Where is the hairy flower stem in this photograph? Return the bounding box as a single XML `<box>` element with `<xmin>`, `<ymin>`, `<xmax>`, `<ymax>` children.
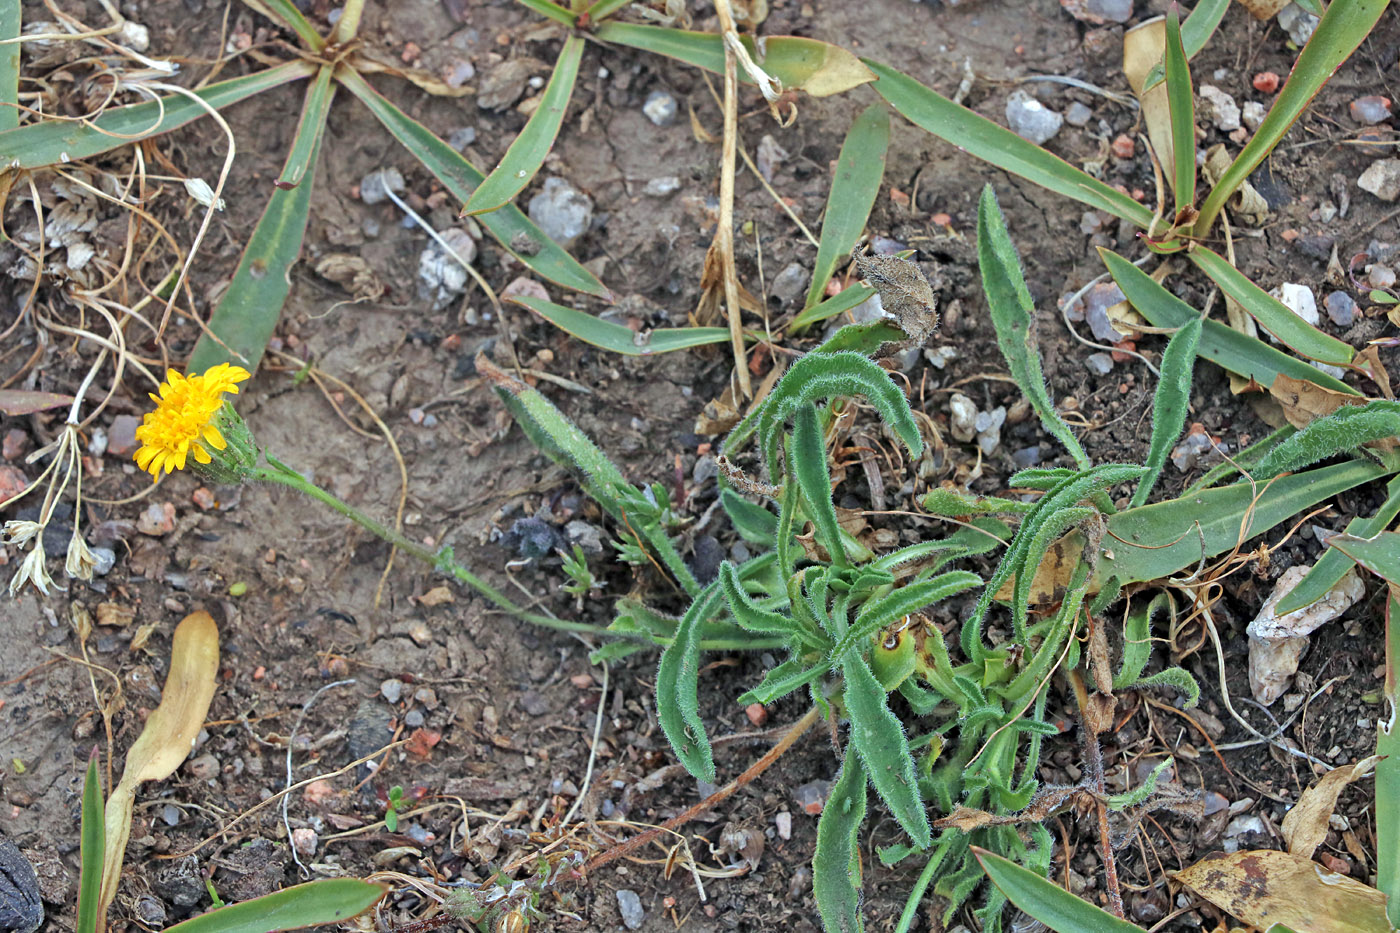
<box><xmin>251</xmin><ymin>459</ymin><xmax>608</xmax><ymax>636</ymax></box>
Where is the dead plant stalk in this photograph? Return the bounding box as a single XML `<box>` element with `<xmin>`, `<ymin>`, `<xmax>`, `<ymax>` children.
<box><xmin>712</xmin><ymin>0</ymin><xmax>751</xmax><ymax>399</ymax></box>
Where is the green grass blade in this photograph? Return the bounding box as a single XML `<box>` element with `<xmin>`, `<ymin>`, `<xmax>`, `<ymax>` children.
<box><xmin>1195</xmin><ymin>0</ymin><xmax>1388</xmax><ymax>233</ymax></box>
<box><xmin>0</xmin><ymin>0</ymin><xmax>19</xmax><ymax>134</ymax></box>
<box><xmin>276</xmin><ymin>64</ymin><xmax>334</xmax><ymax>189</ymax></box>
<box><xmin>656</xmin><ymin>586</ymin><xmax>722</xmax><ymax>782</ymax></box>
<box><xmin>508</xmin><ymin>295</ymin><xmax>729</xmax><ymax>355</ymax></box>
<box><xmin>1130</xmin><ymin>313</ymin><xmax>1200</xmax><ymax>507</ymax></box>
<box><xmin>1277</xmin><ymin>476</ymin><xmax>1400</xmax><ymax>615</ymax></box>
<box><xmin>1100</xmin><ymin>248</ymin><xmax>1357</xmax><ymax>395</ymax></box>
<box><xmin>594</xmin><ymin>23</ymin><xmax>876</xmax><ymax>97</ymax></box>
<box><xmin>1380</xmin><ymin>592</ymin><xmax>1400</xmax><ymax>930</ymax></box>
<box><xmin>975</xmin><ymin>848</ymin><xmax>1144</xmax><ymax>933</ymax></box>
<box><xmin>1253</xmin><ymin>400</ymin><xmax>1400</xmax><ymax>479</ymax></box>
<box><xmin>245</xmin><ymin>0</ymin><xmax>325</xmax><ymax>50</ymax></box>
<box><xmin>814</xmin><ymin>742</ymin><xmax>868</xmax><ymax>933</ymax></box>
<box><xmin>869</xmin><ymin>62</ymin><xmax>1153</xmax><ymax>228</ymax></box>
<box><xmin>792</xmin><ymin>403</ymin><xmax>848</xmax><ymax>567</ymax></box>
<box><xmin>789</xmin><ymin>281</ymin><xmax>876</xmax><ymax>332</ymax></box>
<box><xmin>512</xmin><ymin>0</ymin><xmax>577</xmax><ymax>25</ymax></box>
<box><xmin>1163</xmin><ymin>4</ymin><xmax>1195</xmax><ymax>215</ymax></box>
<box><xmin>1142</xmin><ymin>0</ymin><xmax>1230</xmax><ymax>90</ymax></box>
<box><xmin>0</xmin><ymin>60</ymin><xmax>316</xmax><ymax>169</ymax></box>
<box><xmin>1330</xmin><ymin>533</ymin><xmax>1400</xmax><ymax>589</ymax></box>
<box><xmin>1188</xmin><ymin>246</ymin><xmax>1354</xmax><ymax>365</ymax></box>
<box><xmin>76</xmin><ymin>750</ymin><xmax>104</xmax><ymax>933</ymax></box>
<box><xmin>164</xmin><ymin>881</ymin><xmax>387</xmax><ymax>933</ymax></box>
<box><xmin>187</xmin><ymin>135</ymin><xmax>321</xmax><ymax>373</ymax></box>
<box><xmin>803</xmin><ymin>104</ymin><xmax>889</xmax><ymax>311</ymax></box>
<box><xmin>335</xmin><ymin>67</ymin><xmax>608</xmax><ymax>298</ymax></box>
<box><xmin>842</xmin><ymin>651</ymin><xmax>930</xmax><ymax>847</ymax></box>
<box><xmin>1096</xmin><ymin>458</ymin><xmax>1391</xmax><ymax>587</ymax></box>
<box><xmin>464</xmin><ymin>35</ymin><xmax>583</xmax><ymax>216</ymax></box>
<box><xmin>581</xmin><ymin>0</ymin><xmax>631</xmax><ymax>21</ymax></box>
<box><xmin>978</xmin><ymin>185</ymin><xmax>1091</xmax><ymax>468</ymax></box>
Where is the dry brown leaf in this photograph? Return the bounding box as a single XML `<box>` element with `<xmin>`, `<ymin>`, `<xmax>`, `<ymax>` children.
<box><xmin>853</xmin><ymin>248</ymin><xmax>939</xmax><ymax>345</ymax></box>
<box><xmin>1123</xmin><ymin>18</ymin><xmax>1175</xmax><ymax>196</ymax></box>
<box><xmin>1236</xmin><ymin>0</ymin><xmax>1291</xmax><ymax>18</ymax></box>
<box><xmin>349</xmin><ymin>50</ymin><xmax>478</xmax><ymax>98</ymax></box>
<box><xmin>993</xmin><ymin>531</ymin><xmax>1087</xmax><ymax>605</ymax></box>
<box><xmin>1173</xmin><ymin>849</ymin><xmax>1388</xmax><ymax>933</ymax></box>
<box><xmin>1353</xmin><ymin>344</ymin><xmax>1394</xmax><ymax>400</ymax></box>
<box><xmin>1270</xmin><ymin>374</ymin><xmax>1369</xmax><ymax>429</ymax></box>
<box><xmin>1281</xmin><ymin>755</ymin><xmax>1380</xmax><ymax>859</ymax></box>
<box><xmin>99</xmin><ymin>612</ymin><xmax>219</xmax><ymax>929</ymax></box>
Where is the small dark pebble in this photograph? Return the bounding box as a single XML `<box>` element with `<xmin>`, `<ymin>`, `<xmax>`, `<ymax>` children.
<box><xmin>1326</xmin><ymin>291</ymin><xmax>1356</xmax><ymax>328</ymax></box>
<box><xmin>1295</xmin><ymin>233</ymin><xmax>1334</xmax><ymax>262</ymax></box>
<box><xmin>0</xmin><ymin>838</ymin><xmax>43</xmax><ymax>933</ymax></box>
<box><xmin>519</xmin><ymin>690</ymin><xmax>548</xmax><ymax>717</ymax></box>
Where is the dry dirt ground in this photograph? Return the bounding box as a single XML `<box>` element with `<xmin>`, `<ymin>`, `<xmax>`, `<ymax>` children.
<box><xmin>2</xmin><ymin>0</ymin><xmax>1400</xmax><ymax>931</ymax></box>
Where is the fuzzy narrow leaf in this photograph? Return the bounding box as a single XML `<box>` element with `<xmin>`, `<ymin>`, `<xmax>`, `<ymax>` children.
<box><xmin>1163</xmin><ymin>4</ymin><xmax>1195</xmax><ymax>213</ymax></box>
<box><xmin>511</xmin><ymin>0</ymin><xmax>577</xmax><ymax>26</ymax></box>
<box><xmin>1009</xmin><ymin>467</ymin><xmax>1080</xmax><ymax>490</ymax></box>
<box><xmin>1252</xmin><ymin>400</ymin><xmax>1400</xmax><ymax>479</ymax></box>
<box><xmin>1141</xmin><ymin>0</ymin><xmax>1230</xmax><ymax>90</ymax></box>
<box><xmin>1114</xmin><ymin>593</ymin><xmax>1168</xmax><ymax>689</ymax></box>
<box><xmin>738</xmin><ymin>656</ymin><xmax>830</xmax><ymax>705</ymax></box>
<box><xmin>656</xmin><ymin>586</ymin><xmax>722</xmax><ymax>782</ymax></box>
<box><xmin>1278</xmin><ymin>476</ymin><xmax>1400</xmax><ymax>615</ymax></box>
<box><xmin>923</xmin><ymin>487</ymin><xmax>1035</xmax><ymax>516</ymax></box>
<box><xmin>978</xmin><ymin>185</ymin><xmax>1091</xmax><ymax>468</ymax></box>
<box><xmin>869</xmin><ymin>63</ymin><xmax>1154</xmax><ymax>228</ymax></box>
<box><xmin>813</xmin><ymin>320</ymin><xmax>907</xmax><ymax>356</ymax></box>
<box><xmin>76</xmin><ymin>752</ymin><xmax>104</xmax><ymax>933</ymax></box>
<box><xmin>187</xmin><ymin>133</ymin><xmax>321</xmax><ymax>374</ymax></box>
<box><xmin>594</xmin><ymin>23</ymin><xmax>875</xmax><ymax>97</ymax></box>
<box><xmin>1129</xmin><ymin>668</ymin><xmax>1200</xmax><ymax>706</ymax></box>
<box><xmin>0</xmin><ymin>60</ymin><xmax>317</xmax><ymax>168</ymax></box>
<box><xmin>814</xmin><ymin>743</ymin><xmax>868</xmax><ymax>933</ymax></box>
<box><xmin>868</xmin><ymin>518</ymin><xmax>1009</xmax><ymax>574</ymax></box>
<box><xmin>243</xmin><ymin>0</ymin><xmax>325</xmax><ymax>50</ymax></box>
<box><xmin>792</xmin><ymin>403</ymin><xmax>849</xmax><ymax>567</ymax></box>
<box><xmin>842</xmin><ymin>651</ymin><xmax>931</xmax><ymax>847</ymax></box>
<box><xmin>721</xmin><ymin>488</ymin><xmax>778</xmax><ymax>545</ymax></box>
<box><xmin>1012</xmin><ymin>505</ymin><xmax>1096</xmax><ymax>641</ymax></box>
<box><xmin>1131</xmin><ymin>313</ymin><xmax>1201</xmax><ymax>507</ymax></box>
<box><xmin>465</xmin><ymin>35</ymin><xmax>583</xmax><ymax>215</ymax></box>
<box><xmin>335</xmin><ymin>67</ymin><xmax>608</xmax><ymax>298</ymax></box>
<box><xmin>0</xmin><ymin>0</ymin><xmax>19</xmax><ymax>134</ymax></box>
<box><xmin>718</xmin><ymin>560</ymin><xmax>793</xmax><ymax>636</ymax></box>
<box><xmin>276</xmin><ymin>64</ymin><xmax>335</xmax><ymax>189</ymax></box>
<box><xmin>164</xmin><ymin>881</ymin><xmax>387</xmax><ymax>933</ymax></box>
<box><xmin>833</xmin><ymin>572</ymin><xmax>981</xmax><ymax>661</ymax></box>
<box><xmin>509</xmin><ymin>295</ymin><xmax>729</xmax><ymax>355</ymax></box>
<box><xmin>975</xmin><ymin>848</ymin><xmax>1144</xmax><ymax>933</ymax></box>
<box><xmin>789</xmin><ymin>281</ymin><xmax>876</xmax><ymax>332</ymax></box>
<box><xmin>1095</xmin><ymin>458</ymin><xmax>1392</xmax><ymax>587</ymax></box>
<box><xmin>1100</xmin><ymin>248</ymin><xmax>1357</xmax><ymax>395</ymax></box>
<box><xmin>804</xmin><ymin>104</ymin><xmax>889</xmax><ymax>310</ymax></box>
<box><xmin>1188</xmin><ymin>246</ymin><xmax>1354</xmax><ymax>366</ymax></box>
<box><xmin>1195</xmin><ymin>0</ymin><xmax>1389</xmax><ymax>233</ymax></box>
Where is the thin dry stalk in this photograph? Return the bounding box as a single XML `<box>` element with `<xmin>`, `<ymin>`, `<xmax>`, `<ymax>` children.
<box><xmin>711</xmin><ymin>0</ymin><xmax>751</xmax><ymax>400</ymax></box>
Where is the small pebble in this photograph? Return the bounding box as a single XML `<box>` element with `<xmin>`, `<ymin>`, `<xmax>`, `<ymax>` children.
<box><xmin>380</xmin><ymin>679</ymin><xmax>405</xmax><ymax>703</ymax></box>
<box><xmin>775</xmin><ymin>811</ymin><xmax>792</xmax><ymax>840</ymax></box>
<box><xmin>1359</xmin><ymin>160</ymin><xmax>1400</xmax><ymax>201</ymax></box>
<box><xmin>948</xmin><ymin>393</ymin><xmax>977</xmax><ymax>442</ymax></box>
<box><xmin>616</xmin><ymin>890</ymin><xmax>645</xmax><ymax>930</ymax></box>
<box><xmin>1252</xmin><ymin>71</ymin><xmax>1279</xmax><ymax>94</ymax></box>
<box><xmin>447</xmin><ymin>126</ymin><xmax>477</xmax><ymax>151</ymax></box>
<box><xmin>643</xmin><ymin>176</ymin><xmax>680</xmax><ymax>197</ymax></box>
<box><xmin>1370</xmin><ymin>239</ymin><xmax>1400</xmax><ymax>264</ymax></box>
<box><xmin>91</xmin><ymin>547</ymin><xmax>116</xmax><ymax>576</ymax></box>
<box><xmin>1349</xmin><ymin>95</ymin><xmax>1392</xmax><ymax>125</ymax></box>
<box><xmin>161</xmin><ymin>804</ymin><xmax>181</xmax><ymax>826</ymax></box>
<box><xmin>793</xmin><ymin>779</ymin><xmax>831</xmax><ymax>815</ymax></box>
<box><xmin>1005</xmin><ymin>89</ymin><xmax>1062</xmax><ymax>145</ymax></box>
<box><xmin>975</xmin><ymin>406</ymin><xmax>1006</xmax><ymax>456</ymax></box>
<box><xmin>1198</xmin><ymin>84</ymin><xmax>1240</xmax><ymax>132</ymax></box>
<box><xmin>745</xmin><ymin>703</ymin><xmax>767</xmax><ymax>726</ymax></box>
<box><xmin>1277</xmin><ymin>4</ymin><xmax>1318</xmax><ymax>45</ymax></box>
<box><xmin>185</xmin><ymin>754</ymin><xmax>219</xmax><ymax>782</ymax></box>
<box><xmin>1085</xmin><ymin>352</ymin><xmax>1115</xmax><ymax>375</ymax></box>
<box><xmin>404</xmin><ymin>710</ymin><xmax>425</xmax><ymax>728</ymax></box>
<box><xmin>1371</xmin><ymin>264</ymin><xmax>1397</xmax><ymax>289</ymax></box>
<box><xmin>1242</xmin><ymin>100</ymin><xmax>1267</xmax><ymax>131</ymax></box>
<box><xmin>527</xmin><ymin>177</ymin><xmax>594</xmax><ymax>248</ymax></box>
<box><xmin>1295</xmin><ymin>233</ymin><xmax>1334</xmax><ymax>262</ymax></box>
<box><xmin>359</xmin><ymin>168</ymin><xmax>405</xmax><ymax>205</ymax></box>
<box><xmin>1011</xmin><ymin>446</ymin><xmax>1041</xmax><ymax>469</ymax></box>
<box><xmin>292</xmin><ymin>827</ymin><xmax>318</xmax><ymax>858</ymax></box>
<box><xmin>642</xmin><ymin>89</ymin><xmax>678</xmax><ymax>126</ymax></box>
<box><xmin>1063</xmin><ymin>101</ymin><xmax>1093</xmax><ymax>127</ymax></box>
<box><xmin>106</xmin><ymin>415</ymin><xmax>141</xmax><ymax>457</ymax></box>
<box><xmin>1222</xmin><ymin>814</ymin><xmax>1266</xmax><ymax>853</ymax></box>
<box><xmin>1110</xmin><ymin>134</ymin><xmax>1134</xmax><ymax>159</ymax></box>
<box><xmin>407</xmin><ymin>620</ymin><xmax>433</xmax><ymax>647</ymax></box>
<box><xmin>1325</xmin><ymin>291</ymin><xmax>1356</xmax><ymax>327</ymax></box>
<box><xmin>1275</xmin><ymin>282</ymin><xmax>1319</xmax><ymax>327</ymax></box>
<box><xmin>1</xmin><ymin>429</ymin><xmax>27</xmax><ymax>461</ymax></box>
<box><xmin>770</xmin><ymin>262</ymin><xmax>808</xmax><ymax>305</ymax></box>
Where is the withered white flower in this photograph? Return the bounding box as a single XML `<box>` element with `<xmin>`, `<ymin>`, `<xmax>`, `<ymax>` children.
<box><xmin>8</xmin><ymin>541</ymin><xmax>54</xmax><ymax>597</ymax></box>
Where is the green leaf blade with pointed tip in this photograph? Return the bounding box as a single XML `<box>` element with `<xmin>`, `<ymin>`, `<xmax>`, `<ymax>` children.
<box><xmin>76</xmin><ymin>752</ymin><xmax>104</xmax><ymax>933</ymax></box>
<box><xmin>336</xmin><ymin>68</ymin><xmax>608</xmax><ymax>299</ymax></box>
<box><xmin>656</xmin><ymin>586</ymin><xmax>722</xmax><ymax>783</ymax></box>
<box><xmin>1142</xmin><ymin>0</ymin><xmax>1230</xmax><ymax>90</ymax></box>
<box><xmin>276</xmin><ymin>65</ymin><xmax>335</xmax><ymax>190</ymax></box>
<box><xmin>163</xmin><ymin>881</ymin><xmax>387</xmax><ymax>933</ymax></box>
<box><xmin>1131</xmin><ymin>312</ymin><xmax>1200</xmax><ymax>507</ymax></box>
<box><xmin>814</xmin><ymin>742</ymin><xmax>868</xmax><ymax>933</ymax></box>
<box><xmin>803</xmin><ymin>104</ymin><xmax>889</xmax><ymax>311</ymax></box>
<box><xmin>792</xmin><ymin>403</ymin><xmax>848</xmax><ymax>567</ymax></box>
<box><xmin>248</xmin><ymin>0</ymin><xmax>326</xmax><ymax>50</ymax></box>
<box><xmin>1163</xmin><ymin>4</ymin><xmax>1195</xmax><ymax>214</ymax></box>
<box><xmin>464</xmin><ymin>35</ymin><xmax>583</xmax><ymax>216</ymax></box>
<box><xmin>1277</xmin><ymin>476</ymin><xmax>1400</xmax><ymax>615</ymax></box>
<box><xmin>511</xmin><ymin>0</ymin><xmax>577</xmax><ymax>26</ymax></box>
<box><xmin>508</xmin><ymin>295</ymin><xmax>730</xmax><ymax>355</ymax></box>
<box><xmin>842</xmin><ymin>651</ymin><xmax>931</xmax><ymax>848</ymax></box>
<box><xmin>789</xmin><ymin>281</ymin><xmax>876</xmax><ymax>332</ymax></box>
<box><xmin>975</xmin><ymin>848</ymin><xmax>1145</xmax><ymax>933</ymax></box>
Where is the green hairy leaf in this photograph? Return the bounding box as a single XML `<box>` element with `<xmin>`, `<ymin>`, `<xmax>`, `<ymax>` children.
<box><xmin>792</xmin><ymin>403</ymin><xmax>850</xmax><ymax>567</ymax></box>
<box><xmin>1253</xmin><ymin>400</ymin><xmax>1400</xmax><ymax>480</ymax></box>
<box><xmin>842</xmin><ymin>651</ymin><xmax>931</xmax><ymax>847</ymax></box>
<box><xmin>978</xmin><ymin>186</ymin><xmax>1090</xmax><ymax>469</ymax></box>
<box><xmin>1114</xmin><ymin>593</ymin><xmax>1168</xmax><ymax>689</ymax></box>
<box><xmin>833</xmin><ymin>571</ymin><xmax>981</xmax><ymax>662</ymax></box>
<box><xmin>717</xmin><ymin>561</ymin><xmax>794</xmax><ymax>636</ymax></box>
<box><xmin>1131</xmin><ymin>314</ymin><xmax>1201</xmax><ymax>507</ymax></box>
<box><xmin>720</xmin><ymin>488</ymin><xmax>778</xmax><ymax>545</ymax></box>
<box><xmin>813</xmin><ymin>743</ymin><xmax>868</xmax><ymax>933</ymax></box>
<box><xmin>1128</xmin><ymin>668</ymin><xmax>1200</xmax><ymax>707</ymax></box>
<box><xmin>738</xmin><ymin>656</ymin><xmax>830</xmax><ymax>706</ymax></box>
<box><xmin>1008</xmin><ymin>468</ymin><xmax>1079</xmax><ymax>490</ymax></box>
<box><xmin>1105</xmin><ymin>757</ymin><xmax>1175</xmax><ymax>810</ymax></box>
<box><xmin>923</xmin><ymin>488</ymin><xmax>1035</xmax><ymax>517</ymax></box>
<box><xmin>656</xmin><ymin>586</ymin><xmax>723</xmax><ymax>782</ymax></box>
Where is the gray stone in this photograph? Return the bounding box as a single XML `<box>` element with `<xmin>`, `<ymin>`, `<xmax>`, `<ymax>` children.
<box><xmin>770</xmin><ymin>262</ymin><xmax>809</xmax><ymax>304</ymax></box>
<box><xmin>1325</xmin><ymin>291</ymin><xmax>1356</xmax><ymax>327</ymax></box>
<box><xmin>1277</xmin><ymin>4</ymin><xmax>1318</xmax><ymax>45</ymax></box>
<box><xmin>949</xmin><ymin>393</ymin><xmax>977</xmax><ymax>443</ymax></box>
<box><xmin>380</xmin><ymin>679</ymin><xmax>404</xmax><ymax>703</ymax></box>
<box><xmin>975</xmin><ymin>406</ymin><xmax>1006</xmax><ymax>456</ymax></box>
<box><xmin>642</xmin><ymin>89</ymin><xmax>678</xmax><ymax>126</ymax></box>
<box><xmin>91</xmin><ymin>546</ymin><xmax>115</xmax><ymax>576</ymax></box>
<box><xmin>1370</xmin><ymin>240</ymin><xmax>1400</xmax><ymax>264</ymax></box>
<box><xmin>1198</xmin><ymin>85</ymin><xmax>1240</xmax><ymax>132</ymax></box>
<box><xmin>527</xmin><ymin>177</ymin><xmax>594</xmax><ymax>247</ymax></box>
<box><xmin>616</xmin><ymin>890</ymin><xmax>645</xmax><ymax>930</ymax></box>
<box><xmin>1371</xmin><ymin>264</ymin><xmax>1397</xmax><ymax>289</ymax></box>
<box><xmin>1012</xmin><ymin>446</ymin><xmax>1041</xmax><ymax>470</ymax></box>
<box><xmin>644</xmin><ymin>176</ymin><xmax>681</xmax><ymax>197</ymax></box>
<box><xmin>519</xmin><ymin>690</ymin><xmax>548</xmax><ymax>716</ymax></box>
<box><xmin>1242</xmin><ymin>100</ymin><xmax>1267</xmax><ymax>131</ymax></box>
<box><xmin>1085</xmin><ymin>352</ymin><xmax>1114</xmax><ymax>375</ymax></box>
<box><xmin>404</xmin><ymin>710</ymin><xmax>425</xmax><ymax>728</ymax></box>
<box><xmin>447</xmin><ymin>126</ymin><xmax>477</xmax><ymax>151</ymax></box>
<box><xmin>1350</xmin><ymin>95</ymin><xmax>1393</xmax><ymax>125</ymax></box>
<box><xmin>1296</xmin><ymin>234</ymin><xmax>1334</xmax><ymax>261</ymax></box>
<box><xmin>359</xmin><ymin>168</ymin><xmax>405</xmax><ymax>205</ymax></box>
<box><xmin>417</xmin><ymin>228</ymin><xmax>477</xmax><ymax>312</ymax></box>
<box><xmin>1064</xmin><ymin>101</ymin><xmax>1093</xmax><ymax>127</ymax></box>
<box><xmin>1005</xmin><ymin>89</ymin><xmax>1062</xmax><ymax>145</ymax></box>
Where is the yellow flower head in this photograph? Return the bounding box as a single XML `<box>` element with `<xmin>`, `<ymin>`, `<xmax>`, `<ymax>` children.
<box><xmin>134</xmin><ymin>364</ymin><xmax>250</xmax><ymax>477</ymax></box>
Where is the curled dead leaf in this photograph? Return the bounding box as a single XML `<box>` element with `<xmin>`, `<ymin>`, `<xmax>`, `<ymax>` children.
<box><xmin>1281</xmin><ymin>755</ymin><xmax>1380</xmax><ymax>860</ymax></box>
<box><xmin>1174</xmin><ymin>849</ymin><xmax>1388</xmax><ymax>933</ymax></box>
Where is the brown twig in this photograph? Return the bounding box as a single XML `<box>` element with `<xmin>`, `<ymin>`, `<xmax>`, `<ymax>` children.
<box><xmin>584</xmin><ymin>704</ymin><xmax>820</xmax><ymax>873</ymax></box>
<box><xmin>1069</xmin><ymin>669</ymin><xmax>1124</xmax><ymax>918</ymax></box>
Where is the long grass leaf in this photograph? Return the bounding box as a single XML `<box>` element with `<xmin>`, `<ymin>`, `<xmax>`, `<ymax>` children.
<box><xmin>975</xmin><ymin>848</ymin><xmax>1143</xmax><ymax>933</ymax></box>
<box><xmin>0</xmin><ymin>0</ymin><xmax>19</xmax><ymax>134</ymax></box>
<box><xmin>1329</xmin><ymin>533</ymin><xmax>1400</xmax><ymax>590</ymax></box>
<box><xmin>581</xmin><ymin>0</ymin><xmax>631</xmax><ymax>21</ymax></box>
<box><xmin>465</xmin><ymin>35</ymin><xmax>583</xmax><ymax>215</ymax></box>
<box><xmin>508</xmin><ymin>295</ymin><xmax>729</xmax><ymax>355</ymax></box>
<box><xmin>814</xmin><ymin>743</ymin><xmax>867</xmax><ymax>933</ymax></box>
<box><xmin>76</xmin><ymin>751</ymin><xmax>104</xmax><ymax>933</ymax></box>
<box><xmin>1195</xmin><ymin>0</ymin><xmax>1388</xmax><ymax>233</ymax></box>
<box><xmin>1278</xmin><ymin>476</ymin><xmax>1400</xmax><ymax>615</ymax></box>
<box><xmin>1380</xmin><ymin>593</ymin><xmax>1400</xmax><ymax>930</ymax></box>
<box><xmin>335</xmin><ymin>67</ymin><xmax>608</xmax><ymax>298</ymax></box>
<box><xmin>869</xmin><ymin>62</ymin><xmax>1153</xmax><ymax>227</ymax></box>
<box><xmin>656</xmin><ymin>586</ymin><xmax>722</xmax><ymax>782</ymax></box>
<box><xmin>1142</xmin><ymin>0</ymin><xmax>1231</xmax><ymax>90</ymax></box>
<box><xmin>187</xmin><ymin>136</ymin><xmax>321</xmax><ymax>373</ymax></box>
<box><xmin>511</xmin><ymin>0</ymin><xmax>577</xmax><ymax>26</ymax></box>
<box><xmin>1163</xmin><ymin>4</ymin><xmax>1195</xmax><ymax>214</ymax></box>
<box><xmin>843</xmin><ymin>651</ymin><xmax>931</xmax><ymax>847</ymax></box>
<box><xmin>1188</xmin><ymin>246</ymin><xmax>1354</xmax><ymax>365</ymax></box>
<box><xmin>1100</xmin><ymin>248</ymin><xmax>1357</xmax><ymax>394</ymax></box>
<box><xmin>978</xmin><ymin>185</ymin><xmax>1091</xmax><ymax>468</ymax></box>
<box><xmin>789</xmin><ymin>281</ymin><xmax>876</xmax><ymax>332</ymax></box>
<box><xmin>1253</xmin><ymin>400</ymin><xmax>1400</xmax><ymax>479</ymax></box>
<box><xmin>164</xmin><ymin>881</ymin><xmax>387</xmax><ymax>933</ymax></box>
<box><xmin>276</xmin><ymin>64</ymin><xmax>334</xmax><ymax>189</ymax></box>
<box><xmin>803</xmin><ymin>104</ymin><xmax>889</xmax><ymax>310</ymax></box>
<box><xmin>1130</xmin><ymin>312</ymin><xmax>1200</xmax><ymax>507</ymax></box>
<box><xmin>242</xmin><ymin>0</ymin><xmax>325</xmax><ymax>50</ymax></box>
<box><xmin>594</xmin><ymin>23</ymin><xmax>875</xmax><ymax>96</ymax></box>
<box><xmin>0</xmin><ymin>60</ymin><xmax>316</xmax><ymax>168</ymax></box>
<box><xmin>792</xmin><ymin>403</ymin><xmax>849</xmax><ymax>567</ymax></box>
